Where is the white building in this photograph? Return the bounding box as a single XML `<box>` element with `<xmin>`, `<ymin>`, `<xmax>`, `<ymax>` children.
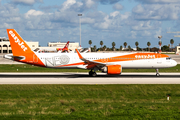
<box><xmin>48</xmin><ymin>42</ymin><xmax>79</xmax><ymax>51</ymax></box>
<box><xmin>122</xmin><ymin>48</ymin><xmax>137</xmax><ymax>51</ymax></box>
<box><xmin>176</xmin><ymin>46</ymin><xmax>180</xmax><ymax>54</ymax></box>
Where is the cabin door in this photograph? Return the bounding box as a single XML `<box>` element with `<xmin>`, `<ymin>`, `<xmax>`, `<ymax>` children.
<box><xmin>157</xmin><ymin>54</ymin><xmax>162</xmax><ymax>64</ymax></box>
<box><xmin>33</xmin><ymin>54</ymin><xmax>38</xmax><ymax>63</ymax></box>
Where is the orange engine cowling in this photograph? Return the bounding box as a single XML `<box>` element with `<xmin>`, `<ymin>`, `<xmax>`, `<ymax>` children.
<box><xmin>107</xmin><ymin>65</ymin><xmax>122</xmax><ymax>75</ymax></box>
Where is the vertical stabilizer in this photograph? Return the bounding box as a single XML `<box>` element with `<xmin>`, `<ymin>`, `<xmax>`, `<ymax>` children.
<box><xmin>7</xmin><ymin>29</ymin><xmax>32</xmax><ymax>56</ymax></box>
<box><xmin>6</xmin><ymin>29</ymin><xmax>45</xmax><ymax>67</ymax></box>
<box><xmin>64</xmin><ymin>41</ymin><xmax>69</xmax><ymax>48</ymax></box>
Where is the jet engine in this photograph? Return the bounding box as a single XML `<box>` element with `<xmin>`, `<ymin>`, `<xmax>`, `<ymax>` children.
<box><xmin>101</xmin><ymin>65</ymin><xmax>122</xmax><ymax>75</ymax></box>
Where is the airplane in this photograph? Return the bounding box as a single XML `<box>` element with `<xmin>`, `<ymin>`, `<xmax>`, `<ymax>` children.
<box><xmin>4</xmin><ymin>29</ymin><xmax>177</xmax><ymax>77</ymax></box>
<box><xmin>36</xmin><ymin>41</ymin><xmax>70</xmax><ymax>53</ymax></box>
<box><xmin>56</xmin><ymin>41</ymin><xmax>69</xmax><ymax>52</ymax></box>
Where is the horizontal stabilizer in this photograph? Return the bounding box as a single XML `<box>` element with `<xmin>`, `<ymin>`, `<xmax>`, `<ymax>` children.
<box><xmin>4</xmin><ymin>54</ymin><xmax>25</xmax><ymax>60</ymax></box>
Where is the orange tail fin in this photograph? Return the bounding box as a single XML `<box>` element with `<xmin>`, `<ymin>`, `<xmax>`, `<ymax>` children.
<box><xmin>7</xmin><ymin>29</ymin><xmax>32</xmax><ymax>56</ymax></box>
<box><xmin>7</xmin><ymin>29</ymin><xmax>45</xmax><ymax>67</ymax></box>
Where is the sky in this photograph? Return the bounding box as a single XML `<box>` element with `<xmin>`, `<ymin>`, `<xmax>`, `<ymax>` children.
<box><xmin>0</xmin><ymin>0</ymin><xmax>180</xmax><ymax>48</ymax></box>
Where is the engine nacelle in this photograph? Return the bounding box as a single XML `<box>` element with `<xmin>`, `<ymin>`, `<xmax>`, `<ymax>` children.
<box><xmin>102</xmin><ymin>65</ymin><xmax>122</xmax><ymax>75</ymax></box>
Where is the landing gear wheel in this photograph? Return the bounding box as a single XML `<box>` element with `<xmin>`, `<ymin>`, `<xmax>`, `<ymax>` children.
<box><xmin>89</xmin><ymin>71</ymin><xmax>97</xmax><ymax>77</ymax></box>
<box><xmin>156</xmin><ymin>69</ymin><xmax>160</xmax><ymax>77</ymax></box>
<box><xmin>156</xmin><ymin>73</ymin><xmax>160</xmax><ymax>77</ymax></box>
<box><xmin>92</xmin><ymin>72</ymin><xmax>97</xmax><ymax>77</ymax></box>
<box><xmin>89</xmin><ymin>71</ymin><xmax>93</xmax><ymax>76</ymax></box>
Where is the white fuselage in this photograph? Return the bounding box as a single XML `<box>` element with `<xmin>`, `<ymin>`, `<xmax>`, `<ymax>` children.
<box><xmin>34</xmin><ymin>52</ymin><xmax>177</xmax><ymax>69</ymax></box>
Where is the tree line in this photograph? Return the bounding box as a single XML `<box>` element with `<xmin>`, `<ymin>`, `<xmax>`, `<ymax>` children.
<box><xmin>88</xmin><ymin>39</ymin><xmax>175</xmax><ymax>52</ymax></box>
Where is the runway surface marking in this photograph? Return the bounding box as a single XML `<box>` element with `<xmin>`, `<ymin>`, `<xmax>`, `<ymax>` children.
<box><xmin>0</xmin><ymin>73</ymin><xmax>179</xmax><ymax>84</ymax></box>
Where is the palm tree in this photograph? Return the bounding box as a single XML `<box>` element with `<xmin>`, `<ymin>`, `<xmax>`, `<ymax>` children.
<box><xmin>103</xmin><ymin>45</ymin><xmax>107</xmax><ymax>51</ymax></box>
<box><xmin>107</xmin><ymin>48</ymin><xmax>110</xmax><ymax>51</ymax></box>
<box><xmin>120</xmin><ymin>45</ymin><xmax>123</xmax><ymax>51</ymax></box>
<box><xmin>88</xmin><ymin>40</ymin><xmax>92</xmax><ymax>48</ymax></box>
<box><xmin>168</xmin><ymin>44</ymin><xmax>170</xmax><ymax>51</ymax></box>
<box><xmin>124</xmin><ymin>42</ymin><xmax>127</xmax><ymax>48</ymax></box>
<box><xmin>128</xmin><ymin>45</ymin><xmax>131</xmax><ymax>51</ymax></box>
<box><xmin>93</xmin><ymin>45</ymin><xmax>97</xmax><ymax>52</ymax></box>
<box><xmin>170</xmin><ymin>39</ymin><xmax>174</xmax><ymax>49</ymax></box>
<box><xmin>112</xmin><ymin>42</ymin><xmax>116</xmax><ymax>51</ymax></box>
<box><xmin>147</xmin><ymin>41</ymin><xmax>151</xmax><ymax>51</ymax></box>
<box><xmin>135</xmin><ymin>41</ymin><xmax>139</xmax><ymax>51</ymax></box>
<box><xmin>100</xmin><ymin>41</ymin><xmax>103</xmax><ymax>50</ymax></box>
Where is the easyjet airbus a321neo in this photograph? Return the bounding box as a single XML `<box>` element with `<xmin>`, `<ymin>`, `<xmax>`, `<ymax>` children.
<box><xmin>4</xmin><ymin>29</ymin><xmax>177</xmax><ymax>77</ymax></box>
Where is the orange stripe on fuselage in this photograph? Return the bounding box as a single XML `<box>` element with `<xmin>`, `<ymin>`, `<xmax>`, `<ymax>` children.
<box><xmin>94</xmin><ymin>53</ymin><xmax>169</xmax><ymax>63</ymax></box>
<box><xmin>54</xmin><ymin>53</ymin><xmax>168</xmax><ymax>68</ymax></box>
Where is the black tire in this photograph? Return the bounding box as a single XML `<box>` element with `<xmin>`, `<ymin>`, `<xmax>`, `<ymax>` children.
<box><xmin>89</xmin><ymin>71</ymin><xmax>93</xmax><ymax>76</ymax></box>
<box><xmin>156</xmin><ymin>73</ymin><xmax>160</xmax><ymax>77</ymax></box>
<box><xmin>92</xmin><ymin>72</ymin><xmax>97</xmax><ymax>77</ymax></box>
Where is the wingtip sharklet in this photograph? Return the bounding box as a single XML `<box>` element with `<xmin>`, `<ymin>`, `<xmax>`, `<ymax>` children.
<box><xmin>75</xmin><ymin>49</ymin><xmax>83</xmax><ymax>59</ymax></box>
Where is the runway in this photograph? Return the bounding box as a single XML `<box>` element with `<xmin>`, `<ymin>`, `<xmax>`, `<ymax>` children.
<box><xmin>0</xmin><ymin>72</ymin><xmax>179</xmax><ymax>84</ymax></box>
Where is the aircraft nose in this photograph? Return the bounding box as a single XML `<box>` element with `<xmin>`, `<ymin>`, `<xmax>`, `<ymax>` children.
<box><xmin>172</xmin><ymin>60</ymin><xmax>177</xmax><ymax>67</ymax></box>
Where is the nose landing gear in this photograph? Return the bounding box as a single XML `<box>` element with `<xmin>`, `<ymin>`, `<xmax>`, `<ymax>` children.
<box><xmin>156</xmin><ymin>69</ymin><xmax>160</xmax><ymax>77</ymax></box>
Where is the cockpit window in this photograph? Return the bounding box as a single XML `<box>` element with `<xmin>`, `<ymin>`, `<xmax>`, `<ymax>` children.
<box><xmin>166</xmin><ymin>57</ymin><xmax>171</xmax><ymax>60</ymax></box>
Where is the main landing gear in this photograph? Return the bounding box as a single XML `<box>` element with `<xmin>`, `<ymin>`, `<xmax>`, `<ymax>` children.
<box><xmin>89</xmin><ymin>70</ymin><xmax>97</xmax><ymax>77</ymax></box>
<box><xmin>156</xmin><ymin>69</ymin><xmax>160</xmax><ymax>77</ymax></box>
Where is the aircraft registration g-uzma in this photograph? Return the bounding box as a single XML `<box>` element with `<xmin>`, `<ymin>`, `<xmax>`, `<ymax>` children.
<box><xmin>5</xmin><ymin>29</ymin><xmax>177</xmax><ymax>77</ymax></box>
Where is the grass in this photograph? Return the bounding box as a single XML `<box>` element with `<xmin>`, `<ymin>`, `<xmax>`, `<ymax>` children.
<box><xmin>161</xmin><ymin>53</ymin><xmax>176</xmax><ymax>54</ymax></box>
<box><xmin>0</xmin><ymin>64</ymin><xmax>180</xmax><ymax>72</ymax></box>
<box><xmin>0</xmin><ymin>85</ymin><xmax>180</xmax><ymax>119</ymax></box>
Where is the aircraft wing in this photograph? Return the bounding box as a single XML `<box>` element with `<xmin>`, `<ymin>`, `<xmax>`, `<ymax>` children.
<box><xmin>75</xmin><ymin>49</ymin><xmax>106</xmax><ymax>69</ymax></box>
